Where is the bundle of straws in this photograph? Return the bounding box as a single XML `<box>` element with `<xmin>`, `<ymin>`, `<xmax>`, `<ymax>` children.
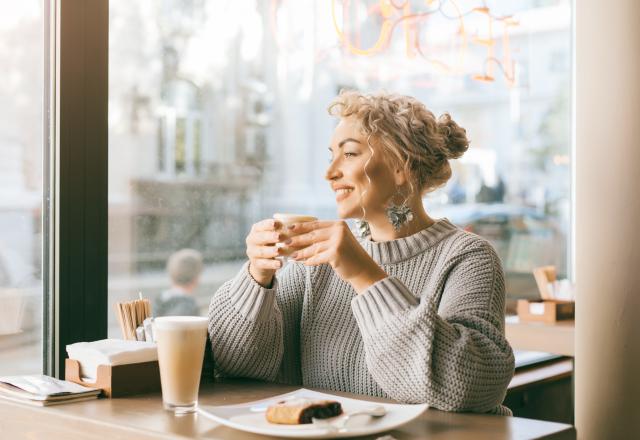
<box><xmin>114</xmin><ymin>294</ymin><xmax>152</xmax><ymax>340</ymax></box>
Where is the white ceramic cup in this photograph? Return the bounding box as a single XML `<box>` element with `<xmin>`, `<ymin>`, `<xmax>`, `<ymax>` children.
<box><xmin>273</xmin><ymin>213</ymin><xmax>318</xmax><ymax>258</ymax></box>
<box><xmin>153</xmin><ymin>316</ymin><xmax>208</xmax><ymax>414</ymax></box>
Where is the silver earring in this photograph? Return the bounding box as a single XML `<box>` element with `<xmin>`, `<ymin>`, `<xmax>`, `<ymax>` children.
<box><xmin>354</xmin><ymin>219</ymin><xmax>371</xmax><ymax>238</ymax></box>
<box><xmin>386</xmin><ymin>199</ymin><xmax>414</xmax><ymax>231</ymax></box>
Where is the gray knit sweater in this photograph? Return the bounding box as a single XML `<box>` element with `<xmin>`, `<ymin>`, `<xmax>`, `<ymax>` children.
<box><xmin>207</xmin><ymin>219</ymin><xmax>515</xmax><ymax>415</ymax></box>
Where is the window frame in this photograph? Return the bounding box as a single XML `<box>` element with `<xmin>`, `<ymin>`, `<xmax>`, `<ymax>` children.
<box><xmin>42</xmin><ymin>0</ymin><xmax>575</xmax><ymax>377</ymax></box>
<box><xmin>48</xmin><ymin>0</ymin><xmax>109</xmax><ymax>378</ymax></box>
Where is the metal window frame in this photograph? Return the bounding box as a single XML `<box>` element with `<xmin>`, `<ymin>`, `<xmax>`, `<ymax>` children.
<box><xmin>46</xmin><ymin>0</ymin><xmax>109</xmax><ymax>378</ymax></box>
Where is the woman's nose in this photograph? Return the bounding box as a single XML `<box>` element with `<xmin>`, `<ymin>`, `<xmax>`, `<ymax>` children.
<box><xmin>325</xmin><ymin>159</ymin><xmax>342</xmax><ymax>181</ymax></box>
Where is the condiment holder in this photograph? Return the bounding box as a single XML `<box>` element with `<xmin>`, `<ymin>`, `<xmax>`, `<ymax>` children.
<box><xmin>65</xmin><ymin>358</ymin><xmax>161</xmax><ymax>398</ymax></box>
<box><xmin>517</xmin><ymin>265</ymin><xmax>575</xmax><ymax>323</ymax></box>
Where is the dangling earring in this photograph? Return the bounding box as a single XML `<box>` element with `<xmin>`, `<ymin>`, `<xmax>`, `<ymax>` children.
<box><xmin>354</xmin><ymin>219</ymin><xmax>371</xmax><ymax>239</ymax></box>
<box><xmin>385</xmin><ymin>189</ymin><xmax>414</xmax><ymax>231</ymax></box>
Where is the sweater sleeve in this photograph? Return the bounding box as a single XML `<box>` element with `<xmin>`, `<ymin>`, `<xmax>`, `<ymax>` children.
<box><xmin>207</xmin><ymin>260</ymin><xmax>306</xmax><ymax>382</ymax></box>
<box><xmin>350</xmin><ymin>240</ymin><xmax>515</xmax><ymax>413</ymax></box>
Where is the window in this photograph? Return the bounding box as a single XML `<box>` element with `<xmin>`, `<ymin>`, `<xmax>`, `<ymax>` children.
<box><xmin>0</xmin><ymin>1</ymin><xmax>45</xmax><ymax>375</ymax></box>
<box><xmin>108</xmin><ymin>0</ymin><xmax>571</xmax><ymax>332</ymax></box>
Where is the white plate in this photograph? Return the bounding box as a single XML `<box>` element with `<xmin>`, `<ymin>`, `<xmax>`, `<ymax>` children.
<box><xmin>197</xmin><ymin>388</ymin><xmax>428</xmax><ymax>439</ymax></box>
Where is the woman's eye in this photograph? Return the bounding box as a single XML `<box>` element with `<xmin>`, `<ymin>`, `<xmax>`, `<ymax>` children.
<box><xmin>327</xmin><ymin>152</ymin><xmax>356</xmax><ymax>163</ymax></box>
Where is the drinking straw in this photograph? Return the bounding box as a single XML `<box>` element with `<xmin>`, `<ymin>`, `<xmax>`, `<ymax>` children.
<box><xmin>113</xmin><ymin>293</ymin><xmax>154</xmax><ymax>340</ymax></box>
<box><xmin>137</xmin><ymin>300</ymin><xmax>143</xmax><ymax>326</ymax></box>
<box><xmin>127</xmin><ymin>303</ymin><xmax>137</xmax><ymax>339</ymax></box>
<box><xmin>136</xmin><ymin>293</ymin><xmax>144</xmax><ymax>327</ymax></box>
<box><xmin>133</xmin><ymin>301</ymin><xmax>142</xmax><ymax>340</ymax></box>
<box><xmin>144</xmin><ymin>299</ymin><xmax>151</xmax><ymax>318</ymax></box>
<box><xmin>134</xmin><ymin>300</ymin><xmax>140</xmax><ymax>327</ymax></box>
<box><xmin>115</xmin><ymin>303</ymin><xmax>127</xmax><ymax>339</ymax></box>
<box><xmin>126</xmin><ymin>303</ymin><xmax>136</xmax><ymax>340</ymax></box>
<box><xmin>121</xmin><ymin>303</ymin><xmax>132</xmax><ymax>340</ymax></box>
<box><xmin>119</xmin><ymin>303</ymin><xmax>128</xmax><ymax>339</ymax></box>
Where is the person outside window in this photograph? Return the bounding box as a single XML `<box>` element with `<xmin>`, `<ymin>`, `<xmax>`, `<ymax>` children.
<box><xmin>154</xmin><ymin>249</ymin><xmax>202</xmax><ymax>317</ymax></box>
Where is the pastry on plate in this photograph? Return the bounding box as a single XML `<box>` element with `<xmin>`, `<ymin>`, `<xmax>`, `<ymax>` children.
<box><xmin>265</xmin><ymin>398</ymin><xmax>343</xmax><ymax>424</ymax></box>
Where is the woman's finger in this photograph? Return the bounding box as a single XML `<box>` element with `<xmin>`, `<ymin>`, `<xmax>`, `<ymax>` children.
<box><xmin>300</xmin><ymin>248</ymin><xmax>332</xmax><ymax>267</ymax></box>
<box><xmin>252</xmin><ymin>258</ymin><xmax>282</xmax><ymax>270</ymax></box>
<box><xmin>247</xmin><ymin>230</ymin><xmax>284</xmax><ymax>246</ymax></box>
<box><xmin>251</xmin><ymin>218</ymin><xmax>281</xmax><ymax>232</ymax></box>
<box><xmin>247</xmin><ymin>245</ymin><xmax>281</xmax><ymax>259</ymax></box>
<box><xmin>286</xmin><ymin>228</ymin><xmax>332</xmax><ymax>248</ymax></box>
<box><xmin>291</xmin><ymin>242</ymin><xmax>327</xmax><ymax>262</ymax></box>
<box><xmin>288</xmin><ymin>220</ymin><xmax>335</xmax><ymax>234</ymax></box>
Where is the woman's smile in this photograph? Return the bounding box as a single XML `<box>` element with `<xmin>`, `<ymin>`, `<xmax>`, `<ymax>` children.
<box><xmin>333</xmin><ymin>185</ymin><xmax>355</xmax><ymax>202</ymax></box>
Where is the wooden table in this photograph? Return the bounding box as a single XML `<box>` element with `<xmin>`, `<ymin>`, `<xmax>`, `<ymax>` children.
<box><xmin>506</xmin><ymin>317</ymin><xmax>575</xmax><ymax>357</ymax></box>
<box><xmin>0</xmin><ymin>379</ymin><xmax>575</xmax><ymax>439</ymax></box>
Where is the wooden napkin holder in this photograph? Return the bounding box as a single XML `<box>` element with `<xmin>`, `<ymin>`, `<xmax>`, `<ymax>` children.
<box><xmin>517</xmin><ymin>299</ymin><xmax>574</xmax><ymax>323</ymax></box>
<box><xmin>65</xmin><ymin>358</ymin><xmax>161</xmax><ymax>398</ymax></box>
<box><xmin>517</xmin><ymin>265</ymin><xmax>575</xmax><ymax>323</ymax></box>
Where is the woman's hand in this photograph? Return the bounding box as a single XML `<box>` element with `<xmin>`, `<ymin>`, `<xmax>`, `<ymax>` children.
<box><xmin>287</xmin><ymin>220</ymin><xmax>387</xmax><ymax>293</ymax></box>
<box><xmin>246</xmin><ymin>218</ymin><xmax>284</xmax><ymax>287</ymax></box>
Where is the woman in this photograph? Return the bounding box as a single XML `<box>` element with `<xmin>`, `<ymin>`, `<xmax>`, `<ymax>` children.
<box><xmin>208</xmin><ymin>91</ymin><xmax>515</xmax><ymax>415</ymax></box>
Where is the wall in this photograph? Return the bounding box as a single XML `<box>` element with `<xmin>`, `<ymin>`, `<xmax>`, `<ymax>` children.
<box><xmin>575</xmin><ymin>0</ymin><xmax>640</xmax><ymax>438</ymax></box>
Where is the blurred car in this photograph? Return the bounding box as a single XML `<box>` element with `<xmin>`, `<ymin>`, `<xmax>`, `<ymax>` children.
<box><xmin>428</xmin><ymin>203</ymin><xmax>567</xmax><ymax>301</ymax></box>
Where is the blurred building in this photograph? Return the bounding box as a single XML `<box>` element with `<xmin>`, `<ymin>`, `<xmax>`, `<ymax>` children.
<box><xmin>0</xmin><ymin>1</ymin><xmax>572</xmax><ymax>344</ymax></box>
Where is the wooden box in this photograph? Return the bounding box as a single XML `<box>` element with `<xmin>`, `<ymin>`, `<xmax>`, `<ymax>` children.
<box><xmin>517</xmin><ymin>299</ymin><xmax>575</xmax><ymax>323</ymax></box>
<box><xmin>65</xmin><ymin>358</ymin><xmax>161</xmax><ymax>398</ymax></box>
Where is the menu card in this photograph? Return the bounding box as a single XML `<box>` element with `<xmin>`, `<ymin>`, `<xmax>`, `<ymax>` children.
<box><xmin>0</xmin><ymin>374</ymin><xmax>101</xmax><ymax>406</ymax></box>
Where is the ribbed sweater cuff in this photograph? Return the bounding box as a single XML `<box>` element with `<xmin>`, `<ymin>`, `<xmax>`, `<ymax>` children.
<box><xmin>228</xmin><ymin>261</ymin><xmax>277</xmax><ymax>322</ymax></box>
<box><xmin>351</xmin><ymin>277</ymin><xmax>418</xmax><ymax>333</ymax></box>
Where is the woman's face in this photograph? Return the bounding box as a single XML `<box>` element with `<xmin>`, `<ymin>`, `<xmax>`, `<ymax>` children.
<box><xmin>326</xmin><ymin>118</ymin><xmax>399</xmax><ymax>220</ymax></box>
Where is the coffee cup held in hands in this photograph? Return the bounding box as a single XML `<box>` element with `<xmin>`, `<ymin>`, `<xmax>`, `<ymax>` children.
<box><xmin>273</xmin><ymin>213</ymin><xmax>318</xmax><ymax>257</ymax></box>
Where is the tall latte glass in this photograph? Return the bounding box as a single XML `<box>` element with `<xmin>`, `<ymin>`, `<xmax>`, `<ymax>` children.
<box><xmin>153</xmin><ymin>316</ymin><xmax>208</xmax><ymax>414</ymax></box>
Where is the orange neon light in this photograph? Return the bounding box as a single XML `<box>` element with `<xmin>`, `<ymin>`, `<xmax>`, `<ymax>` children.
<box><xmin>269</xmin><ymin>1</ymin><xmax>520</xmax><ymax>86</ymax></box>
<box><xmin>332</xmin><ymin>0</ymin><xmax>394</xmax><ymax>56</ymax></box>
<box><xmin>329</xmin><ymin>0</ymin><xmax>519</xmax><ymax>85</ymax></box>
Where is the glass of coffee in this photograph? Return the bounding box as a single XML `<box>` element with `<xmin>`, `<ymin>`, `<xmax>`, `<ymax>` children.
<box><xmin>273</xmin><ymin>213</ymin><xmax>318</xmax><ymax>260</ymax></box>
<box><xmin>153</xmin><ymin>316</ymin><xmax>208</xmax><ymax>414</ymax></box>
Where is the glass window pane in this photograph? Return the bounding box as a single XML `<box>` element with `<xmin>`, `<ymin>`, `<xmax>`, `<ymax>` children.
<box><xmin>0</xmin><ymin>1</ymin><xmax>45</xmax><ymax>374</ymax></box>
<box><xmin>108</xmin><ymin>0</ymin><xmax>571</xmax><ymax>332</ymax></box>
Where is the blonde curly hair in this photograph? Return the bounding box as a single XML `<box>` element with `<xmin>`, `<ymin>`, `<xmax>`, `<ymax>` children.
<box><xmin>328</xmin><ymin>90</ymin><xmax>469</xmax><ymax>195</ymax></box>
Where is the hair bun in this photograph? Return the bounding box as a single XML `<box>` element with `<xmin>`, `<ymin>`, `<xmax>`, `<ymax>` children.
<box><xmin>437</xmin><ymin>113</ymin><xmax>469</xmax><ymax>160</ymax></box>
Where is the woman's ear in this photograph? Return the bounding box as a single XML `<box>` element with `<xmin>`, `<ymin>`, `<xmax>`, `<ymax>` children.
<box><xmin>393</xmin><ymin>168</ymin><xmax>407</xmax><ymax>186</ymax></box>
